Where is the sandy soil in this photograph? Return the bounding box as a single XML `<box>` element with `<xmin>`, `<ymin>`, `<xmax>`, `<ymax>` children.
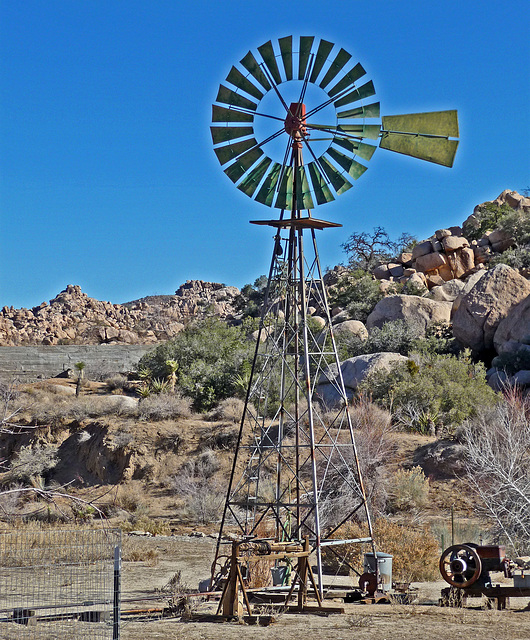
<box><xmin>118</xmin><ymin>534</ymin><xmax>530</xmax><ymax>640</ymax></box>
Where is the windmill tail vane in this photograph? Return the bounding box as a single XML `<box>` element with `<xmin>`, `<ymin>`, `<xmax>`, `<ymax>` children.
<box><xmin>209</xmin><ymin>36</ymin><xmax>458</xmax><ymax>613</ymax></box>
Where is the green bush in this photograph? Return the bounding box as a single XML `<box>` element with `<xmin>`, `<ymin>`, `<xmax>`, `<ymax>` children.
<box><xmin>328</xmin><ymin>270</ymin><xmax>386</xmax><ymax>322</ymax></box>
<box><xmin>462</xmin><ymin>203</ymin><xmax>513</xmax><ymax>241</ymax></box>
<box><xmin>492</xmin><ymin>347</ymin><xmax>530</xmax><ymax>375</ymax></box>
<box><xmin>489</xmin><ymin>247</ymin><xmax>530</xmax><ymax>270</ymax></box>
<box><xmin>498</xmin><ymin>208</ymin><xmax>530</xmax><ymax>246</ymax></box>
<box><xmin>137</xmin><ymin>318</ymin><xmax>253</xmax><ymax>412</ymax></box>
<box><xmin>337</xmin><ymin>320</ymin><xmax>422</xmax><ymax>359</ymax></box>
<box><xmin>360</xmin><ymin>351</ymin><xmax>499</xmax><ymax>433</ymax></box>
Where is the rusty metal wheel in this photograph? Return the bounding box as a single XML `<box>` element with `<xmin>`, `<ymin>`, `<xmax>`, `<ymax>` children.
<box><xmin>439</xmin><ymin>544</ymin><xmax>482</xmax><ymax>588</ymax></box>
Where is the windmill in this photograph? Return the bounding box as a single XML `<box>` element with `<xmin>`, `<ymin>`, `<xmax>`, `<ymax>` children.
<box><xmin>210</xmin><ymin>36</ymin><xmax>458</xmax><ymax>612</ymax></box>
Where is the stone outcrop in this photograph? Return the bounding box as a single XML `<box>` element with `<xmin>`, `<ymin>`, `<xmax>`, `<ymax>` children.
<box><xmin>366</xmin><ymin>295</ymin><xmax>452</xmax><ymax>334</ymax></box>
<box><xmin>452</xmin><ymin>265</ymin><xmax>530</xmax><ymax>352</ymax></box>
<box><xmin>316</xmin><ymin>352</ymin><xmax>409</xmax><ymax>406</ymax></box>
<box><xmin>0</xmin><ymin>281</ymin><xmax>240</xmax><ymax>346</ymax></box>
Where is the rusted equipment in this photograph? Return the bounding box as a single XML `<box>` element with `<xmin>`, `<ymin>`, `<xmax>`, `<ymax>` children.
<box><xmin>439</xmin><ymin>544</ymin><xmax>507</xmax><ymax>589</ymax></box>
<box><xmin>216</xmin><ymin>537</ymin><xmax>331</xmax><ymax>617</ymax></box>
<box><xmin>439</xmin><ymin>543</ymin><xmax>530</xmax><ymax>609</ymax></box>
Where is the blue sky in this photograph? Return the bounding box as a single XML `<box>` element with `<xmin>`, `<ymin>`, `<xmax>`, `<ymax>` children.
<box><xmin>1</xmin><ymin>0</ymin><xmax>529</xmax><ymax>309</ymax></box>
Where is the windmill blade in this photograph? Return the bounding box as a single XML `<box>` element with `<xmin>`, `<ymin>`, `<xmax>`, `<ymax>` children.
<box><xmin>333</xmin><ymin>137</ymin><xmax>377</xmax><ymax>161</ymax></box>
<box><xmin>226</xmin><ymin>66</ymin><xmax>264</xmax><ymax>101</ymax></box>
<box><xmin>216</xmin><ymin>85</ymin><xmax>258</xmax><ymax>111</ymax></box>
<box><xmin>240</xmin><ymin>50</ymin><xmax>272</xmax><ymax>91</ymax></box>
<box><xmin>337</xmin><ymin>124</ymin><xmax>381</xmax><ymax>140</ymax></box>
<box><xmin>214</xmin><ymin>137</ymin><xmax>259</xmax><ymax>166</ymax></box>
<box><xmin>334</xmin><ymin>79</ymin><xmax>376</xmax><ymax>108</ymax></box>
<box><xmin>309</xmin><ymin>39</ymin><xmax>334</xmax><ymax>83</ymax></box>
<box><xmin>255</xmin><ymin>162</ymin><xmax>283</xmax><ymax>206</ymax></box>
<box><xmin>274</xmin><ymin>166</ymin><xmax>293</xmax><ymax>210</ymax></box>
<box><xmin>295</xmin><ymin>166</ymin><xmax>315</xmax><ymax>210</ymax></box>
<box><xmin>237</xmin><ymin>157</ymin><xmax>272</xmax><ymax>197</ymax></box>
<box><xmin>298</xmin><ymin>36</ymin><xmax>315</xmax><ymax>79</ymax></box>
<box><xmin>212</xmin><ymin>105</ymin><xmax>254</xmax><ymax>123</ymax></box>
<box><xmin>319</xmin><ymin>156</ymin><xmax>354</xmax><ymax>195</ymax></box>
<box><xmin>279</xmin><ymin>36</ymin><xmax>293</xmax><ymax>80</ymax></box>
<box><xmin>325</xmin><ymin>147</ymin><xmax>368</xmax><ymax>180</ymax></box>
<box><xmin>327</xmin><ymin>62</ymin><xmax>366</xmax><ymax>98</ymax></box>
<box><xmin>337</xmin><ymin>101</ymin><xmax>380</xmax><ymax>119</ymax></box>
<box><xmin>380</xmin><ymin>110</ymin><xmax>459</xmax><ymax>167</ymax></box>
<box><xmin>224</xmin><ymin>147</ymin><xmax>264</xmax><ymax>183</ymax></box>
<box><xmin>307</xmin><ymin>162</ymin><xmax>335</xmax><ymax>205</ymax></box>
<box><xmin>319</xmin><ymin>48</ymin><xmax>352</xmax><ymax>89</ymax></box>
<box><xmin>211</xmin><ymin>126</ymin><xmax>254</xmax><ymax>145</ymax></box>
<box><xmin>258</xmin><ymin>40</ymin><xmax>282</xmax><ymax>85</ymax></box>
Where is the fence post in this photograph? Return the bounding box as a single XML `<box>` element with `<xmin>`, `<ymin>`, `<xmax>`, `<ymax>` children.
<box><xmin>113</xmin><ymin>544</ymin><xmax>121</xmax><ymax>640</ymax></box>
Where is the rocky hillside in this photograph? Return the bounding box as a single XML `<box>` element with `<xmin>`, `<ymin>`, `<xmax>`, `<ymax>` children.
<box><xmin>0</xmin><ymin>281</ymin><xmax>240</xmax><ymax>346</ymax></box>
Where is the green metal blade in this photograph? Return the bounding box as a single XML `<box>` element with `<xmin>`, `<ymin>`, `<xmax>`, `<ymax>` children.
<box><xmin>381</xmin><ymin>110</ymin><xmax>459</xmax><ymax>137</ymax></box>
<box><xmin>319</xmin><ymin>48</ymin><xmax>352</xmax><ymax>89</ymax></box>
<box><xmin>298</xmin><ymin>36</ymin><xmax>315</xmax><ymax>79</ymax></box>
<box><xmin>333</xmin><ymin>137</ymin><xmax>377</xmax><ymax>161</ymax></box>
<box><xmin>379</xmin><ymin>133</ymin><xmax>459</xmax><ymax>167</ymax></box>
<box><xmin>307</xmin><ymin>162</ymin><xmax>335</xmax><ymax>204</ymax></box>
<box><xmin>237</xmin><ymin>157</ymin><xmax>272</xmax><ymax>197</ymax></box>
<box><xmin>309</xmin><ymin>39</ymin><xmax>334</xmax><ymax>83</ymax></box>
<box><xmin>224</xmin><ymin>147</ymin><xmax>264</xmax><ymax>182</ymax></box>
<box><xmin>240</xmin><ymin>50</ymin><xmax>271</xmax><ymax>91</ymax></box>
<box><xmin>326</xmin><ymin>148</ymin><xmax>368</xmax><ymax>180</ymax></box>
<box><xmin>279</xmin><ymin>36</ymin><xmax>293</xmax><ymax>81</ymax></box>
<box><xmin>211</xmin><ymin>126</ymin><xmax>254</xmax><ymax>145</ymax></box>
<box><xmin>258</xmin><ymin>40</ymin><xmax>282</xmax><ymax>85</ymax></box>
<box><xmin>274</xmin><ymin>166</ymin><xmax>293</xmax><ymax>210</ymax></box>
<box><xmin>226</xmin><ymin>66</ymin><xmax>264</xmax><ymax>101</ymax></box>
<box><xmin>337</xmin><ymin>101</ymin><xmax>380</xmax><ymax>119</ymax></box>
<box><xmin>214</xmin><ymin>137</ymin><xmax>258</xmax><ymax>166</ymax></box>
<box><xmin>337</xmin><ymin>124</ymin><xmax>381</xmax><ymax>140</ymax></box>
<box><xmin>320</xmin><ymin>156</ymin><xmax>354</xmax><ymax>195</ymax></box>
<box><xmin>255</xmin><ymin>162</ymin><xmax>283</xmax><ymax>206</ymax></box>
<box><xmin>216</xmin><ymin>85</ymin><xmax>258</xmax><ymax>111</ymax></box>
<box><xmin>212</xmin><ymin>105</ymin><xmax>254</xmax><ymax>123</ymax></box>
<box><xmin>295</xmin><ymin>166</ymin><xmax>315</xmax><ymax>210</ymax></box>
<box><xmin>334</xmin><ymin>80</ymin><xmax>376</xmax><ymax>108</ymax></box>
<box><xmin>327</xmin><ymin>62</ymin><xmax>366</xmax><ymax>98</ymax></box>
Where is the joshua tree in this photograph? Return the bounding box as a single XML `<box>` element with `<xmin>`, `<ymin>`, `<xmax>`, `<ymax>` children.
<box><xmin>74</xmin><ymin>361</ymin><xmax>86</xmax><ymax>397</ymax></box>
<box><xmin>165</xmin><ymin>360</ymin><xmax>179</xmax><ymax>393</ymax></box>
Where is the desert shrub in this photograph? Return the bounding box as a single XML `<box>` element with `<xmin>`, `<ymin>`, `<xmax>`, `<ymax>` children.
<box><xmin>199</xmin><ymin>426</ymin><xmax>239</xmax><ymax>451</ymax></box>
<box><xmin>234</xmin><ymin>275</ymin><xmax>268</xmax><ymax>318</ymax></box>
<box><xmin>361</xmin><ymin>351</ymin><xmax>499</xmax><ymax>434</ymax></box>
<box><xmin>489</xmin><ymin>246</ymin><xmax>530</xmax><ymax>271</ymax></box>
<box><xmin>119</xmin><ymin>515</ymin><xmax>171</xmax><ymax>536</ymax></box>
<box><xmin>121</xmin><ymin>537</ymin><xmax>159</xmax><ymax>565</ymax></box>
<box><xmin>492</xmin><ymin>346</ymin><xmax>530</xmax><ymax>375</ymax></box>
<box><xmin>7</xmin><ymin>445</ymin><xmax>59</xmax><ymax>484</ymax></box>
<box><xmin>171</xmin><ymin>450</ymin><xmax>224</xmax><ymax>524</ymax></box>
<box><xmin>328</xmin><ymin>269</ymin><xmax>385</xmax><ymax>322</ymax></box>
<box><xmin>138</xmin><ymin>318</ymin><xmax>253</xmax><ymax>411</ymax></box>
<box><xmin>112</xmin><ymin>430</ymin><xmax>134</xmax><ymax>449</ymax></box>
<box><xmin>459</xmin><ymin>391</ymin><xmax>530</xmax><ymax>555</ymax></box>
<box><xmin>498</xmin><ymin>208</ymin><xmax>530</xmax><ymax>246</ymax></box>
<box><xmin>104</xmin><ymin>374</ymin><xmax>130</xmax><ymax>392</ymax></box>
<box><xmin>387</xmin><ymin>467</ymin><xmax>430</xmax><ymax>513</ymax></box>
<box><xmin>323</xmin><ymin>518</ymin><xmax>440</xmax><ymax>582</ymax></box>
<box><xmin>319</xmin><ymin>400</ymin><xmax>394</xmax><ymax>527</ymax></box>
<box><xmin>462</xmin><ymin>202</ymin><xmax>513</xmax><ymax>241</ymax></box>
<box><xmin>138</xmin><ymin>392</ymin><xmax>192</xmax><ymax>421</ymax></box>
<box><xmin>207</xmin><ymin>397</ymin><xmax>245</xmax><ymax>423</ymax></box>
<box><xmin>337</xmin><ymin>320</ymin><xmax>422</xmax><ymax>359</ymax></box>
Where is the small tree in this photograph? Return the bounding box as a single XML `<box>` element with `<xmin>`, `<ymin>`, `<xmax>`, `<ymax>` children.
<box><xmin>341</xmin><ymin>227</ymin><xmax>415</xmax><ymax>271</ymax></box>
<box><xmin>74</xmin><ymin>362</ymin><xmax>86</xmax><ymax>397</ymax></box>
<box><xmin>460</xmin><ymin>390</ymin><xmax>530</xmax><ymax>554</ymax></box>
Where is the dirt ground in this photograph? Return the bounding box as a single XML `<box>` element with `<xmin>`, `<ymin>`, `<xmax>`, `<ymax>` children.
<box><xmin>118</xmin><ymin>534</ymin><xmax>530</xmax><ymax>640</ymax></box>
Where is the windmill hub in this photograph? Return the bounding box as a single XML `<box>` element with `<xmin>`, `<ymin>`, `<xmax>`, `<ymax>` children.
<box><xmin>284</xmin><ymin>102</ymin><xmax>308</xmax><ymax>141</ymax></box>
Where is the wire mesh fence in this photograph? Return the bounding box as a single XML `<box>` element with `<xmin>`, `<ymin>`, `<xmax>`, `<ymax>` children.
<box><xmin>0</xmin><ymin>528</ymin><xmax>121</xmax><ymax>639</ymax></box>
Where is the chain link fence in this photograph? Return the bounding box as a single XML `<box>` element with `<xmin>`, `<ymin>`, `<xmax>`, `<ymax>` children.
<box><xmin>0</xmin><ymin>528</ymin><xmax>121</xmax><ymax>639</ymax></box>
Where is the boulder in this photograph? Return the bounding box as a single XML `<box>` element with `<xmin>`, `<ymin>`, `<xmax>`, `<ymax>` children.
<box><xmin>452</xmin><ymin>265</ymin><xmax>530</xmax><ymax>352</ymax></box>
<box><xmin>493</xmin><ymin>295</ymin><xmax>530</xmax><ymax>353</ymax></box>
<box><xmin>415</xmin><ymin>252</ymin><xmax>447</xmax><ymax>273</ymax></box>
<box><xmin>446</xmin><ymin>246</ymin><xmax>475</xmax><ymax>278</ymax></box>
<box><xmin>332</xmin><ymin>320</ymin><xmax>368</xmax><ymax>341</ymax></box>
<box><xmin>442</xmin><ymin>236</ymin><xmax>470</xmax><ymax>252</ymax></box>
<box><xmin>430</xmin><ymin>279</ymin><xmax>465</xmax><ymax>302</ymax></box>
<box><xmin>317</xmin><ymin>352</ymin><xmax>408</xmax><ymax>407</ymax></box>
<box><xmin>366</xmin><ymin>295</ymin><xmax>452</xmax><ymax>335</ymax></box>
<box><xmin>413</xmin><ymin>439</ymin><xmax>467</xmax><ymax>479</ymax></box>
<box><xmin>411</xmin><ymin>240</ymin><xmax>433</xmax><ymax>260</ymax></box>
